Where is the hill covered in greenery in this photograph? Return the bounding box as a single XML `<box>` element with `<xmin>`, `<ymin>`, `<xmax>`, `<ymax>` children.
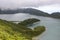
<box><xmin>0</xmin><ymin>18</ymin><xmax>45</xmax><ymax>40</ymax></box>
<box><xmin>18</xmin><ymin>18</ymin><xmax>40</xmax><ymax>26</ymax></box>
<box><xmin>0</xmin><ymin>19</ymin><xmax>31</xmax><ymax>40</ymax></box>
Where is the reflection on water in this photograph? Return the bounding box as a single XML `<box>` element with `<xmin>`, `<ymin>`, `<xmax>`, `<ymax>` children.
<box><xmin>0</xmin><ymin>13</ymin><xmax>60</xmax><ymax>40</ymax></box>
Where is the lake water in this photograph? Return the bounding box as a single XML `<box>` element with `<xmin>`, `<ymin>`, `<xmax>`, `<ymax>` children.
<box><xmin>0</xmin><ymin>13</ymin><xmax>60</xmax><ymax>40</ymax></box>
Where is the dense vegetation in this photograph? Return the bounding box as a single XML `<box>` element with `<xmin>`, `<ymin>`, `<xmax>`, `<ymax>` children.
<box><xmin>0</xmin><ymin>19</ymin><xmax>31</xmax><ymax>40</ymax></box>
<box><xmin>0</xmin><ymin>18</ymin><xmax>45</xmax><ymax>40</ymax></box>
<box><xmin>18</xmin><ymin>18</ymin><xmax>40</xmax><ymax>26</ymax></box>
<box><xmin>33</xmin><ymin>26</ymin><xmax>45</xmax><ymax>37</ymax></box>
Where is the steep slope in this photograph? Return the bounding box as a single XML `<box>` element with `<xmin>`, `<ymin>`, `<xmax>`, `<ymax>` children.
<box><xmin>0</xmin><ymin>8</ymin><xmax>60</xmax><ymax>18</ymax></box>
<box><xmin>20</xmin><ymin>8</ymin><xmax>49</xmax><ymax>16</ymax></box>
<box><xmin>0</xmin><ymin>19</ymin><xmax>32</xmax><ymax>40</ymax></box>
<box><xmin>0</xmin><ymin>8</ymin><xmax>50</xmax><ymax>17</ymax></box>
<box><xmin>0</xmin><ymin>19</ymin><xmax>46</xmax><ymax>40</ymax></box>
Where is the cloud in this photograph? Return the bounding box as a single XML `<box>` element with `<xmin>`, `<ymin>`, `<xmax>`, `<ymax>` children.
<box><xmin>37</xmin><ymin>4</ymin><xmax>60</xmax><ymax>13</ymax></box>
<box><xmin>0</xmin><ymin>0</ymin><xmax>60</xmax><ymax>9</ymax></box>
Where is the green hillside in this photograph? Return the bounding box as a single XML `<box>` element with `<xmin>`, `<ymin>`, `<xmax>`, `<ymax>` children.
<box><xmin>18</xmin><ymin>18</ymin><xmax>40</xmax><ymax>26</ymax></box>
<box><xmin>0</xmin><ymin>19</ymin><xmax>45</xmax><ymax>40</ymax></box>
<box><xmin>0</xmin><ymin>19</ymin><xmax>32</xmax><ymax>40</ymax></box>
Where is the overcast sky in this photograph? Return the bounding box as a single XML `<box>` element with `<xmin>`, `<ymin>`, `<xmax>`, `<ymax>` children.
<box><xmin>0</xmin><ymin>0</ymin><xmax>60</xmax><ymax>13</ymax></box>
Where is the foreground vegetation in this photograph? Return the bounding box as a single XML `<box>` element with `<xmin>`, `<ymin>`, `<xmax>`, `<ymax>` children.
<box><xmin>0</xmin><ymin>18</ymin><xmax>45</xmax><ymax>40</ymax></box>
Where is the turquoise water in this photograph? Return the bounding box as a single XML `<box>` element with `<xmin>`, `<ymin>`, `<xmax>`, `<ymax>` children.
<box><xmin>0</xmin><ymin>13</ymin><xmax>60</xmax><ymax>40</ymax></box>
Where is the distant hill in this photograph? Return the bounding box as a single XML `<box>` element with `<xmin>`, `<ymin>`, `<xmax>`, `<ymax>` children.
<box><xmin>18</xmin><ymin>8</ymin><xmax>50</xmax><ymax>17</ymax></box>
<box><xmin>0</xmin><ymin>8</ymin><xmax>50</xmax><ymax>16</ymax></box>
<box><xmin>0</xmin><ymin>8</ymin><xmax>60</xmax><ymax>18</ymax></box>
<box><xmin>51</xmin><ymin>12</ymin><xmax>60</xmax><ymax>18</ymax></box>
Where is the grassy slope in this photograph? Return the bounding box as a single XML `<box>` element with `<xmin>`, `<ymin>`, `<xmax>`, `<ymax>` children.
<box><xmin>0</xmin><ymin>19</ymin><xmax>45</xmax><ymax>40</ymax></box>
<box><xmin>0</xmin><ymin>19</ymin><xmax>32</xmax><ymax>40</ymax></box>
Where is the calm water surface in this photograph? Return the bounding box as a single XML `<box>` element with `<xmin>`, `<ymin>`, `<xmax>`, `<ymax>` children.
<box><xmin>0</xmin><ymin>13</ymin><xmax>60</xmax><ymax>40</ymax></box>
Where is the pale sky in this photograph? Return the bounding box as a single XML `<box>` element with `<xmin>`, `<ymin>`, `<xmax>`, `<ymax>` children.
<box><xmin>0</xmin><ymin>0</ymin><xmax>60</xmax><ymax>13</ymax></box>
<box><xmin>37</xmin><ymin>4</ymin><xmax>60</xmax><ymax>13</ymax></box>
